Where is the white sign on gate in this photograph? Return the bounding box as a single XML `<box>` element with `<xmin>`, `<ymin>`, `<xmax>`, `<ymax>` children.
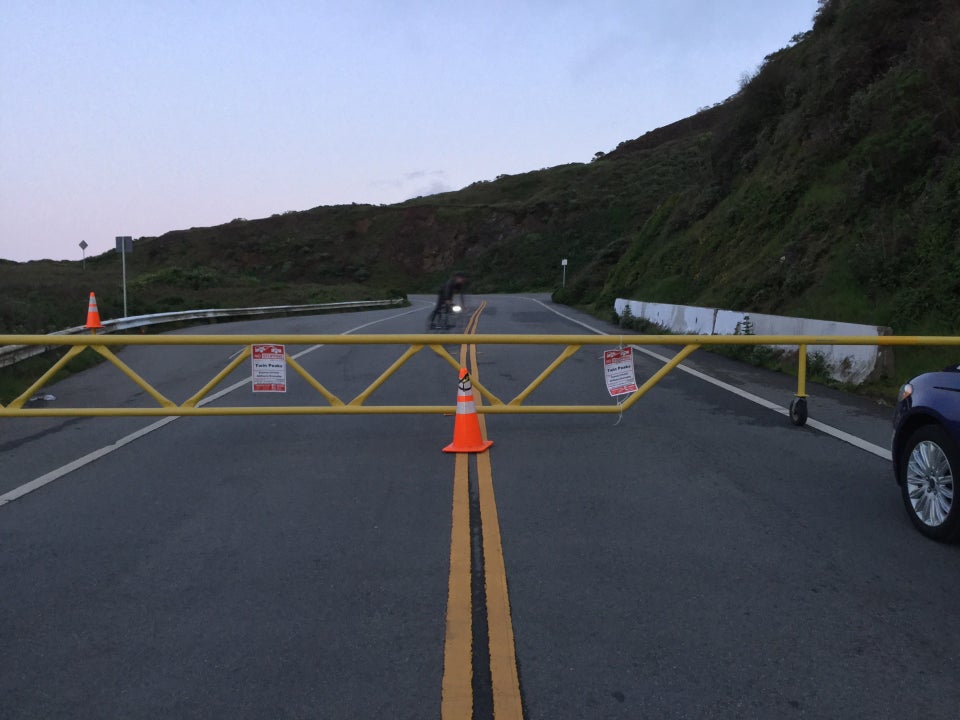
<box><xmin>252</xmin><ymin>344</ymin><xmax>287</xmax><ymax>392</ymax></box>
<box><xmin>603</xmin><ymin>347</ymin><xmax>638</xmax><ymax>397</ymax></box>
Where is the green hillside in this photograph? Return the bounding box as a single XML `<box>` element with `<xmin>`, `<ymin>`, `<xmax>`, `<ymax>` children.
<box><xmin>3</xmin><ymin>0</ymin><xmax>958</xmax><ymax>356</ymax></box>
<box><xmin>587</xmin><ymin>0</ymin><xmax>960</xmax><ymax>336</ymax></box>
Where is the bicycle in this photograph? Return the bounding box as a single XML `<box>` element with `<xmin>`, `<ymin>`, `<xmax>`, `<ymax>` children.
<box><xmin>429</xmin><ymin>302</ymin><xmax>461</xmax><ymax>332</ymax></box>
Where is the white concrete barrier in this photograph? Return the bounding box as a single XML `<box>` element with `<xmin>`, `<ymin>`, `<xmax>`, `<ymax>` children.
<box><xmin>614</xmin><ymin>298</ymin><xmax>892</xmax><ymax>385</ymax></box>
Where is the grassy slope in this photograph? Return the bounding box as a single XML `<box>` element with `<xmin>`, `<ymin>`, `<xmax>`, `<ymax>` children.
<box><xmin>589</xmin><ymin>0</ymin><xmax>960</xmax><ymax>335</ymax></box>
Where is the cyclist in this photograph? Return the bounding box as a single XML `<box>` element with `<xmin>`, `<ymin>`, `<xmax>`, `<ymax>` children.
<box><xmin>429</xmin><ymin>271</ymin><xmax>468</xmax><ymax>329</ymax></box>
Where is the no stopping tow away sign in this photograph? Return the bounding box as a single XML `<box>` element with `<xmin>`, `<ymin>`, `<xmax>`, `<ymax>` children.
<box><xmin>603</xmin><ymin>347</ymin><xmax>638</xmax><ymax>397</ymax></box>
<box><xmin>252</xmin><ymin>344</ymin><xmax>287</xmax><ymax>392</ymax></box>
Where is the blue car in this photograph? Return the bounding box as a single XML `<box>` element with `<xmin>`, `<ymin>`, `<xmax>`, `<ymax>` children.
<box><xmin>892</xmin><ymin>364</ymin><xmax>960</xmax><ymax>541</ymax></box>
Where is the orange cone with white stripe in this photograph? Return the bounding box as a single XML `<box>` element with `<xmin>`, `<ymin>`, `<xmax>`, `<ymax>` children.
<box><xmin>443</xmin><ymin>368</ymin><xmax>493</xmax><ymax>453</ymax></box>
<box><xmin>84</xmin><ymin>291</ymin><xmax>103</xmax><ymax>331</ymax></box>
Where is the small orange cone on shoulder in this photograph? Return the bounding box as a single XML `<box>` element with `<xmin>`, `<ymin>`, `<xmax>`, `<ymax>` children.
<box><xmin>85</xmin><ymin>291</ymin><xmax>103</xmax><ymax>331</ymax></box>
<box><xmin>443</xmin><ymin>368</ymin><xmax>493</xmax><ymax>453</ymax></box>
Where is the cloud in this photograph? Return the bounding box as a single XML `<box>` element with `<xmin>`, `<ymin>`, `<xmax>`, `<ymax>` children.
<box><xmin>403</xmin><ymin>170</ymin><xmax>444</xmax><ymax>181</ymax></box>
<box><xmin>412</xmin><ymin>179</ymin><xmax>453</xmax><ymax>197</ymax></box>
<box><xmin>372</xmin><ymin>169</ymin><xmax>451</xmax><ymax>199</ymax></box>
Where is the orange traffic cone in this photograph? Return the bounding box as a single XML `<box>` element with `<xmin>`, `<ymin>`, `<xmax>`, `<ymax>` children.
<box><xmin>443</xmin><ymin>368</ymin><xmax>493</xmax><ymax>453</ymax></box>
<box><xmin>85</xmin><ymin>291</ymin><xmax>103</xmax><ymax>331</ymax></box>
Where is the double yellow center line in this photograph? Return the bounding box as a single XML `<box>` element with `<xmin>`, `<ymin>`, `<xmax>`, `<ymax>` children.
<box><xmin>442</xmin><ymin>302</ymin><xmax>523</xmax><ymax>719</ymax></box>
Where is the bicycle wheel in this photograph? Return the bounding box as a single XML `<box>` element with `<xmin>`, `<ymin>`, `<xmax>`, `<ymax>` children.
<box><xmin>429</xmin><ymin>307</ymin><xmax>449</xmax><ymax>331</ymax></box>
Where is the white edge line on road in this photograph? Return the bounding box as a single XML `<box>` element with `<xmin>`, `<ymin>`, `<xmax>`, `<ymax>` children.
<box><xmin>0</xmin><ymin>305</ymin><xmax>426</xmax><ymax>508</ymax></box>
<box><xmin>0</xmin><ymin>417</ymin><xmax>178</xmax><ymax>506</ymax></box>
<box><xmin>530</xmin><ymin>298</ymin><xmax>892</xmax><ymax>462</ymax></box>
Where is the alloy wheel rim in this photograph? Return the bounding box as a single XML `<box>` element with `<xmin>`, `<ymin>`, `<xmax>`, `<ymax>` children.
<box><xmin>906</xmin><ymin>440</ymin><xmax>954</xmax><ymax>527</ymax></box>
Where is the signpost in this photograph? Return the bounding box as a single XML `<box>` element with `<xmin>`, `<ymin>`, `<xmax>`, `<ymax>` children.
<box><xmin>79</xmin><ymin>240</ymin><xmax>88</xmax><ymax>270</ymax></box>
<box><xmin>115</xmin><ymin>236</ymin><xmax>133</xmax><ymax>317</ymax></box>
<box><xmin>251</xmin><ymin>344</ymin><xmax>287</xmax><ymax>392</ymax></box>
<box><xmin>561</xmin><ymin>258</ymin><xmax>568</xmax><ymax>287</ymax></box>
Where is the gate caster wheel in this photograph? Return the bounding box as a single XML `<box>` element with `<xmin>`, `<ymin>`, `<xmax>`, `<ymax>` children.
<box><xmin>789</xmin><ymin>397</ymin><xmax>808</xmax><ymax>426</ymax></box>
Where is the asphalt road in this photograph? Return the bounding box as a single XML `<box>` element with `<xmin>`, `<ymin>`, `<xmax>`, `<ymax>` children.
<box><xmin>2</xmin><ymin>294</ymin><xmax>959</xmax><ymax>719</ymax></box>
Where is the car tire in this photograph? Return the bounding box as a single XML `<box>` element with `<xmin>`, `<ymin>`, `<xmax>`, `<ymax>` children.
<box><xmin>899</xmin><ymin>424</ymin><xmax>960</xmax><ymax>542</ymax></box>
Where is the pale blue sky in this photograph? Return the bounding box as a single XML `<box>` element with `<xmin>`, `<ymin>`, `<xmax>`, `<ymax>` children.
<box><xmin>0</xmin><ymin>1</ymin><xmax>819</xmax><ymax>263</ymax></box>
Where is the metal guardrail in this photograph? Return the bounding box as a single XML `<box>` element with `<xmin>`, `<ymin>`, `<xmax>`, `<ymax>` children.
<box><xmin>0</xmin><ymin>299</ymin><xmax>404</xmax><ymax>369</ymax></box>
<box><xmin>2</xmin><ymin>332</ymin><xmax>958</xmax><ymax>425</ymax></box>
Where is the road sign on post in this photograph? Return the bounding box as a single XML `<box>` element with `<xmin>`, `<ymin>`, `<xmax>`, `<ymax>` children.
<box><xmin>79</xmin><ymin>240</ymin><xmax>88</xmax><ymax>270</ymax></box>
<box><xmin>561</xmin><ymin>258</ymin><xmax>568</xmax><ymax>287</ymax></box>
<box><xmin>115</xmin><ymin>236</ymin><xmax>132</xmax><ymax>317</ymax></box>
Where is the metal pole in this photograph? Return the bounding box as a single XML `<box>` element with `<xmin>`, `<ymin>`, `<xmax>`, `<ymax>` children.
<box><xmin>116</xmin><ymin>235</ymin><xmax>132</xmax><ymax>317</ymax></box>
<box><xmin>797</xmin><ymin>343</ymin><xmax>807</xmax><ymax>398</ymax></box>
<box><xmin>121</xmin><ymin>248</ymin><xmax>128</xmax><ymax>317</ymax></box>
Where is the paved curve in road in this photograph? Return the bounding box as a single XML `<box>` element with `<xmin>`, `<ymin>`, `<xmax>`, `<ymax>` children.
<box><xmin>2</xmin><ymin>294</ymin><xmax>959</xmax><ymax>719</ymax></box>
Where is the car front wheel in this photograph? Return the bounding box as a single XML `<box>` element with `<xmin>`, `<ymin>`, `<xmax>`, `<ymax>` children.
<box><xmin>899</xmin><ymin>424</ymin><xmax>960</xmax><ymax>542</ymax></box>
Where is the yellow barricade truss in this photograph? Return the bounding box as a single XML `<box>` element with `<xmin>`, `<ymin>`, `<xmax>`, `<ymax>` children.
<box><xmin>1</xmin><ymin>333</ymin><xmax>959</xmax><ymax>420</ymax></box>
